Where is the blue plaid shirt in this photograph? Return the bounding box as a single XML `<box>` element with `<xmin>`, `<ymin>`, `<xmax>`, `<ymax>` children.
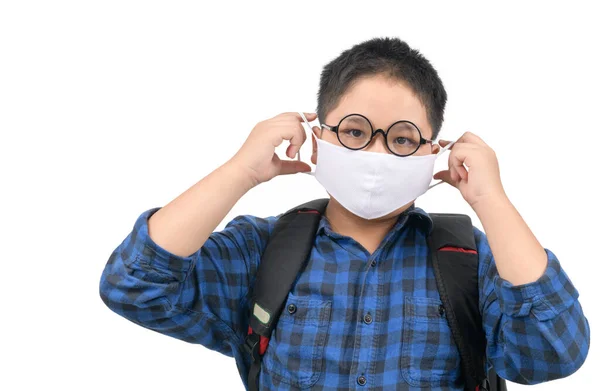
<box><xmin>100</xmin><ymin>204</ymin><xmax>589</xmax><ymax>390</ymax></box>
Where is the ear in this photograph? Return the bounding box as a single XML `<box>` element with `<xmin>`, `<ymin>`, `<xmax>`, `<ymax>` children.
<box><xmin>311</xmin><ymin>126</ymin><xmax>321</xmax><ymax>165</ymax></box>
<box><xmin>431</xmin><ymin>143</ymin><xmax>440</xmax><ymax>154</ymax></box>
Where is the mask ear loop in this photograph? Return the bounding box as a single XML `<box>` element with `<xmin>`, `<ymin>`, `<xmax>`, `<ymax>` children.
<box><xmin>438</xmin><ymin>140</ymin><xmax>455</xmax><ymax>155</ymax></box>
<box><xmin>428</xmin><ymin>140</ymin><xmax>456</xmax><ymax>189</ymax></box>
<box><xmin>298</xmin><ymin>111</ymin><xmax>319</xmax><ymax>175</ymax></box>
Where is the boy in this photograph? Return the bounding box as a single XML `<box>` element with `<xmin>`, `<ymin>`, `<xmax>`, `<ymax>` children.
<box><xmin>99</xmin><ymin>37</ymin><xmax>589</xmax><ymax>390</ymax></box>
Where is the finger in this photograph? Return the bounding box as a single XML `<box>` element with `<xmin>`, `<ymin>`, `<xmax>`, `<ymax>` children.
<box><xmin>464</xmin><ymin>131</ymin><xmax>488</xmax><ymax>146</ymax></box>
<box><xmin>450</xmin><ymin>165</ymin><xmax>459</xmax><ymax>183</ymax></box>
<box><xmin>448</xmin><ymin>154</ymin><xmax>467</xmax><ymax>181</ymax></box>
<box><xmin>433</xmin><ymin>169</ymin><xmax>449</xmax><ymax>182</ymax></box>
<box><xmin>448</xmin><ymin>145</ymin><xmax>473</xmax><ymax>170</ymax></box>
<box><xmin>285</xmin><ymin>143</ymin><xmax>295</xmax><ymax>159</ymax></box>
<box><xmin>288</xmin><ymin>121</ymin><xmax>309</xmax><ymax>158</ymax></box>
<box><xmin>279</xmin><ymin>159</ymin><xmax>312</xmax><ymax>175</ymax></box>
<box><xmin>438</xmin><ymin>139</ymin><xmax>454</xmax><ymax>148</ymax></box>
<box><xmin>456</xmin><ymin>131</ymin><xmax>488</xmax><ymax>147</ymax></box>
<box><xmin>448</xmin><ymin>142</ymin><xmax>479</xmax><ymax>150</ymax></box>
<box><xmin>277</xmin><ymin>112</ymin><xmax>318</xmax><ymax>122</ymax></box>
<box><xmin>455</xmin><ymin>164</ymin><xmax>468</xmax><ymax>181</ymax></box>
<box><xmin>274</xmin><ymin>122</ymin><xmax>308</xmax><ymax>158</ymax></box>
<box><xmin>433</xmin><ymin>169</ymin><xmax>458</xmax><ymax>188</ymax></box>
<box><xmin>448</xmin><ymin>143</ymin><xmax>479</xmax><ymax>166</ymax></box>
<box><xmin>444</xmin><ymin>138</ymin><xmax>479</xmax><ymax>151</ymax></box>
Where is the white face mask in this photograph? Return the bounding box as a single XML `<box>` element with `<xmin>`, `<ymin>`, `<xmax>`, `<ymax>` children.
<box><xmin>298</xmin><ymin>112</ymin><xmax>454</xmax><ymax>220</ymax></box>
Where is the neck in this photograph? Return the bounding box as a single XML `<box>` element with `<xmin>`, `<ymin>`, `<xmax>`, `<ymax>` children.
<box><xmin>324</xmin><ymin>198</ymin><xmax>413</xmax><ymax>253</ymax></box>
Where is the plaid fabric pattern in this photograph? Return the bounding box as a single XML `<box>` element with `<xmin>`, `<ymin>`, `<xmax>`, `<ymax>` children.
<box><xmin>100</xmin><ymin>204</ymin><xmax>590</xmax><ymax>390</ymax></box>
<box><xmin>400</xmin><ymin>296</ymin><xmax>461</xmax><ymax>386</ymax></box>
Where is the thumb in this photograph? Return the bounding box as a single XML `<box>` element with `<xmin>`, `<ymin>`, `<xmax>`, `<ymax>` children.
<box><xmin>304</xmin><ymin>112</ymin><xmax>318</xmax><ymax>120</ymax></box>
<box><xmin>433</xmin><ymin>170</ymin><xmax>457</xmax><ymax>187</ymax></box>
<box><xmin>279</xmin><ymin>160</ymin><xmax>312</xmax><ymax>176</ymax></box>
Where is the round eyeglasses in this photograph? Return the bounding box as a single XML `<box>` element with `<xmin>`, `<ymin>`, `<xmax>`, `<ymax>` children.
<box><xmin>321</xmin><ymin>113</ymin><xmax>433</xmax><ymax>157</ymax></box>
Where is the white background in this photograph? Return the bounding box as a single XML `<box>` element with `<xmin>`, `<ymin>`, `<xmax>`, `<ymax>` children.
<box><xmin>1</xmin><ymin>1</ymin><xmax>597</xmax><ymax>390</ymax></box>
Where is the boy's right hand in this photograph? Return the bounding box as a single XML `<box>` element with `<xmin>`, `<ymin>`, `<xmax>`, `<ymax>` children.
<box><xmin>229</xmin><ymin>112</ymin><xmax>316</xmax><ymax>187</ymax></box>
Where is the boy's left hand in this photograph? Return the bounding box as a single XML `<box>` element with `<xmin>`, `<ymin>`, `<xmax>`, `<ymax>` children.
<box><xmin>433</xmin><ymin>131</ymin><xmax>507</xmax><ymax>209</ymax></box>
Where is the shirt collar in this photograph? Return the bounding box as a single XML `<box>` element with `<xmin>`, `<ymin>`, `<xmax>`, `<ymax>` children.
<box><xmin>316</xmin><ymin>203</ymin><xmax>433</xmax><ymax>237</ymax></box>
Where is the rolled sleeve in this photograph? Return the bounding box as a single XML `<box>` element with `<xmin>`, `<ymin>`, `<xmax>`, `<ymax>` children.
<box><xmin>494</xmin><ymin>249</ymin><xmax>578</xmax><ymax>321</ymax></box>
<box><xmin>131</xmin><ymin>207</ymin><xmax>196</xmax><ymax>282</ymax></box>
<box><xmin>100</xmin><ymin>206</ymin><xmax>277</xmax><ymax>355</ymax></box>
<box><xmin>477</xmin><ymin>225</ymin><xmax>590</xmax><ymax>384</ymax></box>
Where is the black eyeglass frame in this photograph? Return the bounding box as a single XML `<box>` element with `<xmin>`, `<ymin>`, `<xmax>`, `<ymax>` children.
<box><xmin>321</xmin><ymin>113</ymin><xmax>434</xmax><ymax>157</ymax></box>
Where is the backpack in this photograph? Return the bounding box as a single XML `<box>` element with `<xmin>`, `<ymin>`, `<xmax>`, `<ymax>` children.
<box><xmin>243</xmin><ymin>198</ymin><xmax>507</xmax><ymax>391</ymax></box>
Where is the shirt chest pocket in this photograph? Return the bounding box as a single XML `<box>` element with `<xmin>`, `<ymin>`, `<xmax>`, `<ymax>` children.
<box><xmin>262</xmin><ymin>292</ymin><xmax>332</xmax><ymax>389</ymax></box>
<box><xmin>400</xmin><ymin>296</ymin><xmax>461</xmax><ymax>387</ymax></box>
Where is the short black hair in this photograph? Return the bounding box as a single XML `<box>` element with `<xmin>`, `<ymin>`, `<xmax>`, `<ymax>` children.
<box><xmin>316</xmin><ymin>37</ymin><xmax>447</xmax><ymax>140</ymax></box>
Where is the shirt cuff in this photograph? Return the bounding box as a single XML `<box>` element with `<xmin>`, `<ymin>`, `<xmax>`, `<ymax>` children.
<box><xmin>493</xmin><ymin>249</ymin><xmax>579</xmax><ymax>321</ymax></box>
<box><xmin>131</xmin><ymin>207</ymin><xmax>196</xmax><ymax>281</ymax></box>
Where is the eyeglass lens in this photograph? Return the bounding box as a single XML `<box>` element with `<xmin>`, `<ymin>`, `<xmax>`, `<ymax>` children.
<box><xmin>336</xmin><ymin>114</ymin><xmax>422</xmax><ymax>156</ymax></box>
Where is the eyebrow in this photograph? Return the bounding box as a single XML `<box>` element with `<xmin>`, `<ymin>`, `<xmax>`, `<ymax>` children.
<box><xmin>345</xmin><ymin>117</ymin><xmax>365</xmax><ymax>125</ymax></box>
<box><xmin>341</xmin><ymin>115</ymin><xmax>417</xmax><ymax>128</ymax></box>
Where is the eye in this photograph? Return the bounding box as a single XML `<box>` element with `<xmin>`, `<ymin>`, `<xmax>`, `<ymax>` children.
<box><xmin>393</xmin><ymin>137</ymin><xmax>416</xmax><ymax>145</ymax></box>
<box><xmin>341</xmin><ymin>128</ymin><xmax>367</xmax><ymax>138</ymax></box>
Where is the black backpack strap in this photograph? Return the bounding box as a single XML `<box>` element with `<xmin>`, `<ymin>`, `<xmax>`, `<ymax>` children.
<box><xmin>428</xmin><ymin>213</ymin><xmax>491</xmax><ymax>391</ymax></box>
<box><xmin>244</xmin><ymin>198</ymin><xmax>329</xmax><ymax>391</ymax></box>
<box><xmin>487</xmin><ymin>366</ymin><xmax>507</xmax><ymax>391</ymax></box>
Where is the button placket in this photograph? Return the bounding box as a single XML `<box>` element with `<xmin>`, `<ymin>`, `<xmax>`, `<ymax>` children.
<box><xmin>357</xmin><ymin>375</ymin><xmax>367</xmax><ymax>386</ymax></box>
<box><xmin>287</xmin><ymin>304</ymin><xmax>297</xmax><ymax>314</ymax></box>
<box><xmin>350</xmin><ymin>255</ymin><xmax>379</xmax><ymax>382</ymax></box>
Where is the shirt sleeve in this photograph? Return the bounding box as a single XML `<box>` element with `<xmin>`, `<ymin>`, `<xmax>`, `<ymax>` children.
<box><xmin>99</xmin><ymin>207</ymin><xmax>277</xmax><ymax>357</ymax></box>
<box><xmin>475</xmin><ymin>226</ymin><xmax>590</xmax><ymax>384</ymax></box>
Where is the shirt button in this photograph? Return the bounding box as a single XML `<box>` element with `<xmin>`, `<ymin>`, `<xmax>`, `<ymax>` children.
<box><xmin>363</xmin><ymin>313</ymin><xmax>373</xmax><ymax>324</ymax></box>
<box><xmin>357</xmin><ymin>375</ymin><xmax>367</xmax><ymax>386</ymax></box>
<box><xmin>287</xmin><ymin>304</ymin><xmax>297</xmax><ymax>314</ymax></box>
<box><xmin>371</xmin><ymin>260</ymin><xmax>376</xmax><ymax>267</ymax></box>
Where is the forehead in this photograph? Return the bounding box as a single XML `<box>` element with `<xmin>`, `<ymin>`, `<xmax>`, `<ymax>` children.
<box><xmin>326</xmin><ymin>74</ymin><xmax>432</xmax><ymax>139</ymax></box>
